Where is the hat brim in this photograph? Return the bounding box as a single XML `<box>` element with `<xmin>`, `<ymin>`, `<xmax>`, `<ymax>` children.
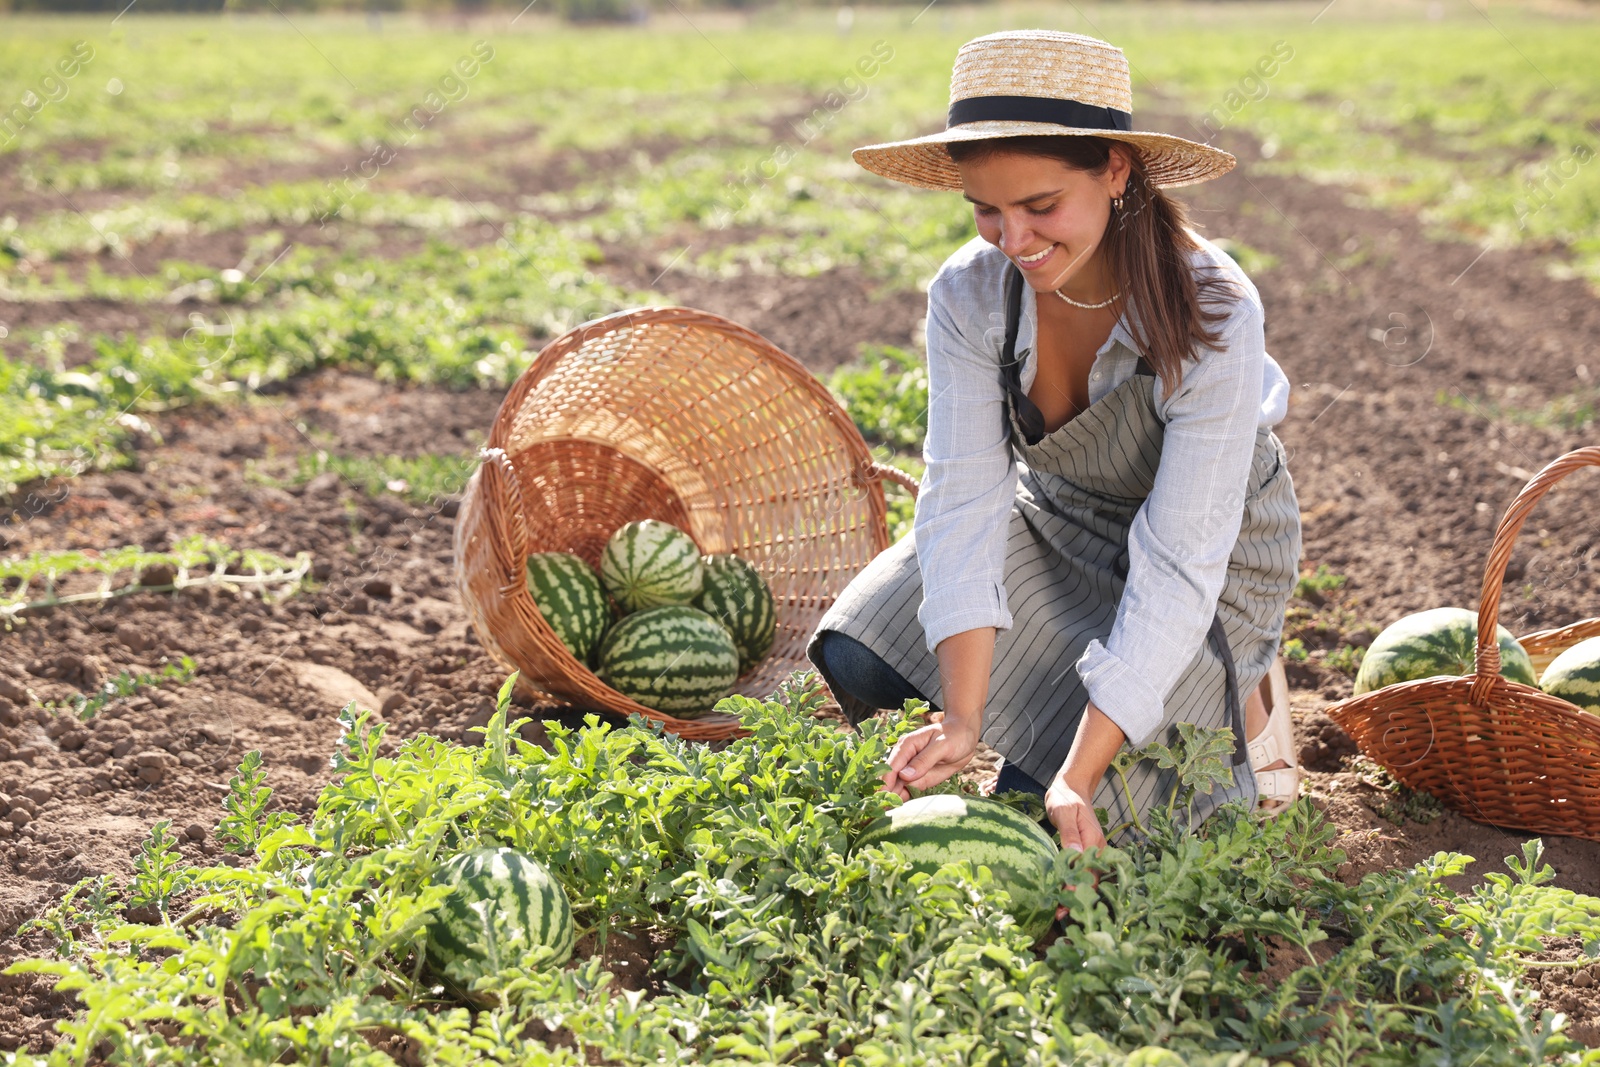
<box><xmin>851</xmin><ymin>121</ymin><xmax>1236</xmax><ymax>191</ymax></box>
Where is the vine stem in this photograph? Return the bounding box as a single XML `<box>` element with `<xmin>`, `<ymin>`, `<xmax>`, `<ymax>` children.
<box><xmin>1112</xmin><ymin>764</ymin><xmax>1146</xmax><ymax>838</ymax></box>
<box><xmin>2</xmin><ymin>554</ymin><xmax>312</xmax><ymax>620</ymax></box>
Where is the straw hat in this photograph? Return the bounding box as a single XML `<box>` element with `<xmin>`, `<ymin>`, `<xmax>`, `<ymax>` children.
<box><xmin>852</xmin><ymin>30</ymin><xmax>1236</xmax><ymax>191</ymax></box>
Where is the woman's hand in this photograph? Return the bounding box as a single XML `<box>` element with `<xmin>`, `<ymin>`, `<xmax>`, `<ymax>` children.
<box><xmin>1048</xmin><ymin>702</ymin><xmax>1122</xmax><ymax>857</ymax></box>
<box><xmin>1044</xmin><ymin>777</ymin><xmax>1105</xmax><ymax>853</ymax></box>
<box><xmin>1044</xmin><ymin>775</ymin><xmax>1106</xmax><ymax>919</ymax></box>
<box><xmin>880</xmin><ymin>711</ymin><xmax>981</xmax><ymax>800</ymax></box>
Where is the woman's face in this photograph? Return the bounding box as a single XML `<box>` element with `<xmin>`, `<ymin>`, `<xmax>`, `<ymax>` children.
<box><xmin>955</xmin><ymin>145</ymin><xmax>1129</xmax><ymax>296</ymax></box>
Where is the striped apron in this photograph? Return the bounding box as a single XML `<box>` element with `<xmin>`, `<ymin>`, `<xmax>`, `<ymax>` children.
<box><xmin>806</xmin><ymin>300</ymin><xmax>1301</xmax><ymax>840</ymax></box>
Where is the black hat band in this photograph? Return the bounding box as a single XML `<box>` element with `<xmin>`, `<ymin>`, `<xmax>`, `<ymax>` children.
<box><xmin>947</xmin><ymin>95</ymin><xmax>1133</xmax><ymax>132</ymax></box>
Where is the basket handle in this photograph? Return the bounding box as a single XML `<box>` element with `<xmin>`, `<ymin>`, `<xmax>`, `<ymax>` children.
<box><xmin>1473</xmin><ymin>446</ymin><xmax>1600</xmax><ymax>704</ymax></box>
<box><xmin>857</xmin><ymin>460</ymin><xmax>921</xmax><ymax>499</ymax></box>
<box><xmin>478</xmin><ymin>446</ymin><xmax>532</xmax><ymax>580</ymax></box>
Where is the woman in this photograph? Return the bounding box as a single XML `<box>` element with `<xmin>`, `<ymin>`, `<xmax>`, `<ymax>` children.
<box><xmin>804</xmin><ymin>29</ymin><xmax>1302</xmax><ymax>852</ymax></box>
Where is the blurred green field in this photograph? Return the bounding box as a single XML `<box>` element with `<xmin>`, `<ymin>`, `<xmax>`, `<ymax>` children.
<box><xmin>1</xmin><ymin>0</ymin><xmax>1596</xmax><ymax>497</ymax></box>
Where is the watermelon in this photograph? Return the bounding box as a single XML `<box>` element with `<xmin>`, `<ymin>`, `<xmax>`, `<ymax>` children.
<box><xmin>1353</xmin><ymin>606</ymin><xmax>1538</xmax><ymax>696</ymax></box>
<box><xmin>525</xmin><ymin>552</ymin><xmax>611</xmax><ymax>666</ymax></box>
<box><xmin>854</xmin><ymin>793</ymin><xmax>1059</xmax><ymax>941</ymax></box>
<box><xmin>1539</xmin><ymin>636</ymin><xmax>1600</xmax><ymax>713</ymax></box>
<box><xmin>595</xmin><ymin>604</ymin><xmax>740</xmax><ymax>714</ymax></box>
<box><xmin>424</xmin><ymin>846</ymin><xmax>575</xmax><ymax>1006</ymax></box>
<box><xmin>600</xmin><ymin>520</ymin><xmax>705</xmax><ymax>613</ymax></box>
<box><xmin>695</xmin><ymin>553</ymin><xmax>777</xmax><ymax>673</ymax></box>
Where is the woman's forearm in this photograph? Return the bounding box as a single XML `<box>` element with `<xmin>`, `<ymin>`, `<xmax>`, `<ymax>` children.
<box><xmin>933</xmin><ymin>626</ymin><xmax>997</xmax><ymax>726</ymax></box>
<box><xmin>931</xmin><ymin>633</ymin><xmax>1126</xmax><ymax>795</ymax></box>
<box><xmin>1058</xmin><ymin>702</ymin><xmax>1126</xmax><ymax>794</ymax></box>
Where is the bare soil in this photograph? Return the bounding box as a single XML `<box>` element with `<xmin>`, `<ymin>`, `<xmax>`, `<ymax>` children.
<box><xmin>3</xmin><ymin>100</ymin><xmax>1600</xmax><ymax>1055</ymax></box>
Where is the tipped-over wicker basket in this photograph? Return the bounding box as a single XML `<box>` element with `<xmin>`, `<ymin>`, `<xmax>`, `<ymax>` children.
<box><xmin>1325</xmin><ymin>446</ymin><xmax>1600</xmax><ymax>842</ymax></box>
<box><xmin>452</xmin><ymin>305</ymin><xmax>919</xmax><ymax>741</ymax></box>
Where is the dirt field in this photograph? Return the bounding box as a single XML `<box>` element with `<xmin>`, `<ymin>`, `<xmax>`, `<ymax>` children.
<box><xmin>3</xmin><ymin>97</ymin><xmax>1599</xmax><ymax>1053</ymax></box>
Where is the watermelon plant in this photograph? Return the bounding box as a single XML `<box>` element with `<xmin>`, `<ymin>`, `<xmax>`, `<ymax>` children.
<box><xmin>5</xmin><ymin>671</ymin><xmax>1600</xmax><ymax>1066</ymax></box>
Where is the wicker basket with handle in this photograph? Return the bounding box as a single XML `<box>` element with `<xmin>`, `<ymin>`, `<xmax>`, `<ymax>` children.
<box><xmin>451</xmin><ymin>305</ymin><xmax>920</xmax><ymax>742</ymax></box>
<box><xmin>1516</xmin><ymin>616</ymin><xmax>1600</xmax><ymax>679</ymax></box>
<box><xmin>1325</xmin><ymin>446</ymin><xmax>1600</xmax><ymax>842</ymax></box>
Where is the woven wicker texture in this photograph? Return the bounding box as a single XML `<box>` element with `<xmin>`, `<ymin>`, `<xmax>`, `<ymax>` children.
<box><xmin>452</xmin><ymin>306</ymin><xmax>917</xmax><ymax>741</ymax></box>
<box><xmin>1326</xmin><ymin>447</ymin><xmax>1600</xmax><ymax>842</ymax></box>
<box><xmin>1517</xmin><ymin>617</ymin><xmax>1600</xmax><ymax>678</ymax></box>
<box><xmin>850</xmin><ymin>29</ymin><xmax>1236</xmax><ymax>192</ymax></box>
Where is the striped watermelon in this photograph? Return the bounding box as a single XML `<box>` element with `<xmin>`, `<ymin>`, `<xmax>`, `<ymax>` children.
<box><xmin>600</xmin><ymin>520</ymin><xmax>705</xmax><ymax>613</ymax></box>
<box><xmin>525</xmin><ymin>552</ymin><xmax>611</xmax><ymax>666</ymax></box>
<box><xmin>1353</xmin><ymin>606</ymin><xmax>1538</xmax><ymax>696</ymax></box>
<box><xmin>595</xmin><ymin>604</ymin><xmax>739</xmax><ymax>714</ymax></box>
<box><xmin>854</xmin><ymin>794</ymin><xmax>1059</xmax><ymax>940</ymax></box>
<box><xmin>695</xmin><ymin>553</ymin><xmax>776</xmax><ymax>674</ymax></box>
<box><xmin>1539</xmin><ymin>636</ymin><xmax>1600</xmax><ymax>713</ymax></box>
<box><xmin>424</xmin><ymin>846</ymin><xmax>575</xmax><ymax>1006</ymax></box>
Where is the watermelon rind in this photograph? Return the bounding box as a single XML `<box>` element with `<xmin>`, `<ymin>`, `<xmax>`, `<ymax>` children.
<box><xmin>695</xmin><ymin>553</ymin><xmax>777</xmax><ymax>674</ymax></box>
<box><xmin>525</xmin><ymin>552</ymin><xmax>611</xmax><ymax>666</ymax></box>
<box><xmin>595</xmin><ymin>604</ymin><xmax>740</xmax><ymax>713</ymax></box>
<box><xmin>1539</xmin><ymin>636</ymin><xmax>1600</xmax><ymax>714</ymax></box>
<box><xmin>854</xmin><ymin>793</ymin><xmax>1059</xmax><ymax>941</ymax></box>
<box><xmin>1352</xmin><ymin>606</ymin><xmax>1538</xmax><ymax>696</ymax></box>
<box><xmin>425</xmin><ymin>846</ymin><xmax>575</xmax><ymax>1006</ymax></box>
<box><xmin>600</xmin><ymin>520</ymin><xmax>705</xmax><ymax>614</ymax></box>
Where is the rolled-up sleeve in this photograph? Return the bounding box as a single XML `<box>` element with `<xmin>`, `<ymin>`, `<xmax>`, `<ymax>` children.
<box><xmin>1074</xmin><ymin>300</ymin><xmax>1266</xmax><ymax>749</ymax></box>
<box><xmin>913</xmin><ymin>269</ymin><xmax>1020</xmax><ymax>654</ymax></box>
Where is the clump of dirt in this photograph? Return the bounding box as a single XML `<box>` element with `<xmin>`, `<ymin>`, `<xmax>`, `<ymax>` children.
<box><xmin>1526</xmin><ymin>937</ymin><xmax>1600</xmax><ymax>1048</ymax></box>
<box><xmin>1297</xmin><ymin>711</ymin><xmax>1361</xmax><ymax>773</ymax></box>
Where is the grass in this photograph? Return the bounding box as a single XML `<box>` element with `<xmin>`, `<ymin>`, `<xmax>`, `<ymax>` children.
<box><xmin>1</xmin><ymin>3</ymin><xmax>1596</xmax><ymax>508</ymax></box>
<box><xmin>1281</xmin><ymin>564</ymin><xmax>1385</xmax><ymax>680</ymax></box>
<box><xmin>244</xmin><ymin>450</ymin><xmax>478</xmax><ymax>506</ymax></box>
<box><xmin>4</xmin><ymin>5</ymin><xmax>1593</xmax><ymax>284</ymax></box>
<box><xmin>1439</xmin><ymin>387</ymin><xmax>1598</xmax><ymax>432</ymax></box>
<box><xmin>1294</xmin><ymin>562</ymin><xmax>1350</xmax><ymax>600</ymax></box>
<box><xmin>0</xmin><ymin>228</ymin><xmax>641</xmax><ymax>496</ymax></box>
<box><xmin>0</xmin><ymin>535</ymin><xmax>311</xmax><ymax>628</ymax></box>
<box><xmin>1323</xmin><ymin>642</ymin><xmax>1366</xmax><ymax>677</ymax></box>
<box><xmin>1351</xmin><ymin>752</ymin><xmax>1447</xmax><ymax>826</ymax></box>
<box><xmin>826</xmin><ymin>343</ymin><xmax>929</xmax><ymax>452</ymax></box>
<box><xmin>41</xmin><ymin>656</ymin><xmax>198</xmax><ymax>723</ymax></box>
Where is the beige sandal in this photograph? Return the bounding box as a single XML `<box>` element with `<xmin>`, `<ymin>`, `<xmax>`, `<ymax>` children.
<box><xmin>1248</xmin><ymin>656</ymin><xmax>1302</xmax><ymax>816</ymax></box>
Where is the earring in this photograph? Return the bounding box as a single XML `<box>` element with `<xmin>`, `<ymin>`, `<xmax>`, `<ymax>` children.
<box><xmin>1112</xmin><ymin>194</ymin><xmax>1124</xmax><ymax>211</ymax></box>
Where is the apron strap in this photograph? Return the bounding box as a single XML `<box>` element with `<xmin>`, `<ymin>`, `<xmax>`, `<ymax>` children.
<box><xmin>1206</xmin><ymin>612</ymin><xmax>1250</xmax><ymax>767</ymax></box>
<box><xmin>999</xmin><ymin>263</ymin><xmax>1156</xmax><ymax>446</ymax></box>
<box><xmin>1000</xmin><ymin>264</ymin><xmax>1045</xmax><ymax>445</ymax></box>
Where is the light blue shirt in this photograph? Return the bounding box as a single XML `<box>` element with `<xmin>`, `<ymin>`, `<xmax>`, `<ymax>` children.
<box><xmin>914</xmin><ymin>230</ymin><xmax>1291</xmax><ymax>750</ymax></box>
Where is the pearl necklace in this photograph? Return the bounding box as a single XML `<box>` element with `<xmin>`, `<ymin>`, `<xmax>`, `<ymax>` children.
<box><xmin>1053</xmin><ymin>287</ymin><xmax>1119</xmax><ymax>310</ymax></box>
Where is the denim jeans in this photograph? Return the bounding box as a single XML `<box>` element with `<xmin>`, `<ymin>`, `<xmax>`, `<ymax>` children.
<box><xmin>815</xmin><ymin>630</ymin><xmax>1049</xmax><ymax>800</ymax></box>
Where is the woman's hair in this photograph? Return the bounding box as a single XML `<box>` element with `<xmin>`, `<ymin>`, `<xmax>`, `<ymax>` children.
<box><xmin>944</xmin><ymin>134</ymin><xmax>1247</xmax><ymax>399</ymax></box>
